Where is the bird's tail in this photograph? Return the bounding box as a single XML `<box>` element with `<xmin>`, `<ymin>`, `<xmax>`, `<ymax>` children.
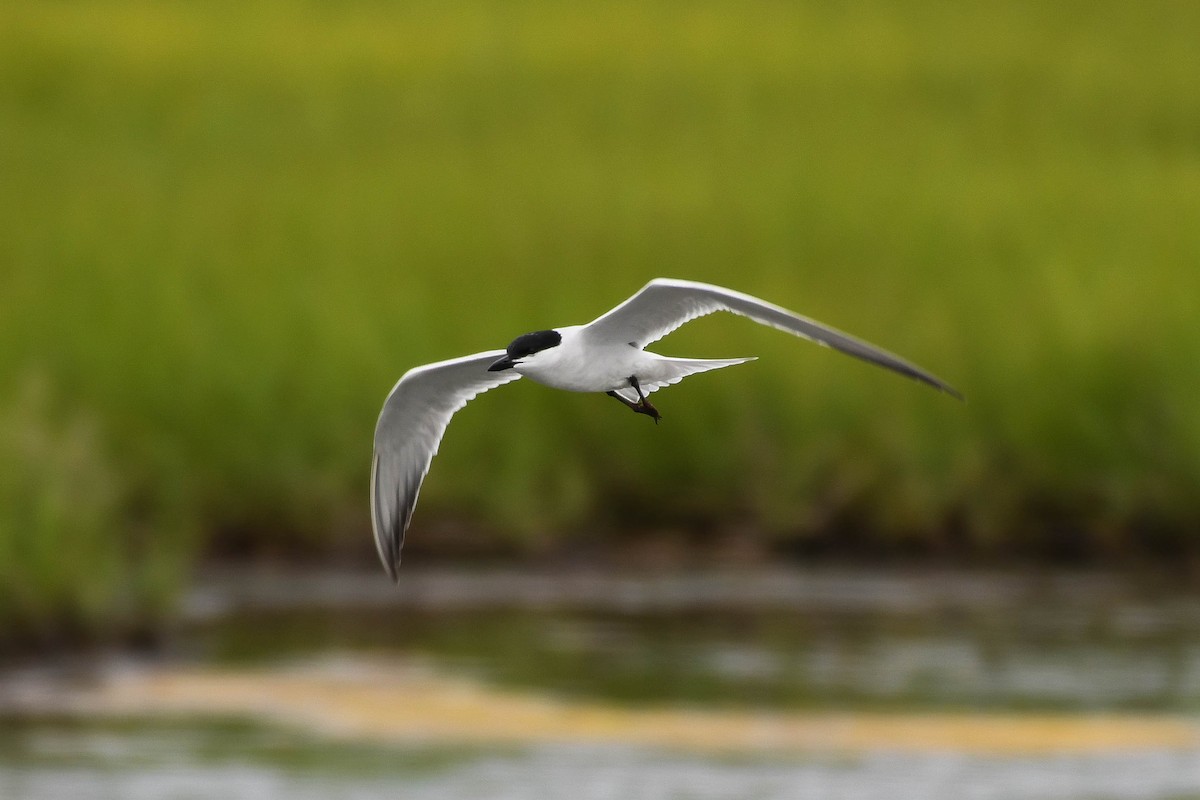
<box><xmin>613</xmin><ymin>356</ymin><xmax>756</xmax><ymax>402</ymax></box>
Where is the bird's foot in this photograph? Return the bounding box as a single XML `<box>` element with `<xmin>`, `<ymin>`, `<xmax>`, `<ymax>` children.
<box><xmin>635</xmin><ymin>398</ymin><xmax>661</xmax><ymax>424</ymax></box>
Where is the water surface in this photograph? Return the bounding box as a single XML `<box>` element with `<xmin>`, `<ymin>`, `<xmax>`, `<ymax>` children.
<box><xmin>4</xmin><ymin>567</ymin><xmax>1200</xmax><ymax>799</ymax></box>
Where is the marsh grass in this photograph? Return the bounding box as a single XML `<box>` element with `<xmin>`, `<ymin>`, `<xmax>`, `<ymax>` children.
<box><xmin>1</xmin><ymin>0</ymin><xmax>1199</xmax><ymax>635</ymax></box>
<box><xmin>0</xmin><ymin>379</ymin><xmax>194</xmax><ymax>648</ymax></box>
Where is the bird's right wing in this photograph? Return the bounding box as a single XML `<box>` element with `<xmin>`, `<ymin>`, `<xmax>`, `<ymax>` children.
<box><xmin>583</xmin><ymin>278</ymin><xmax>961</xmax><ymax>398</ymax></box>
<box><xmin>371</xmin><ymin>350</ymin><xmax>522</xmax><ymax>580</ymax></box>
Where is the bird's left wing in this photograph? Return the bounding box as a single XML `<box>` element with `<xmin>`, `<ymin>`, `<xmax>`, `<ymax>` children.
<box><xmin>583</xmin><ymin>278</ymin><xmax>961</xmax><ymax>399</ymax></box>
<box><xmin>371</xmin><ymin>350</ymin><xmax>522</xmax><ymax>580</ymax></box>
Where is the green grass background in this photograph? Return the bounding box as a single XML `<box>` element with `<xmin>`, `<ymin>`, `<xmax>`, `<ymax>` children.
<box><xmin>2</xmin><ymin>0</ymin><xmax>1198</xmax><ymax>641</ymax></box>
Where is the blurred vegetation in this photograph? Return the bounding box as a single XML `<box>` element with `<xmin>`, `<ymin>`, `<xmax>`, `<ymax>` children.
<box><xmin>1</xmin><ymin>0</ymin><xmax>1198</xmax><ymax>642</ymax></box>
<box><xmin>0</xmin><ymin>379</ymin><xmax>193</xmax><ymax>647</ymax></box>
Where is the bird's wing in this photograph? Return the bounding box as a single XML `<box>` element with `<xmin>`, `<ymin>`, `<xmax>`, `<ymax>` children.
<box><xmin>371</xmin><ymin>350</ymin><xmax>522</xmax><ymax>580</ymax></box>
<box><xmin>582</xmin><ymin>278</ymin><xmax>962</xmax><ymax>399</ymax></box>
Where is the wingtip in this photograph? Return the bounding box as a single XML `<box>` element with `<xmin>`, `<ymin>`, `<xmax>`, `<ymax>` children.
<box><xmin>941</xmin><ymin>383</ymin><xmax>966</xmax><ymax>403</ymax></box>
<box><xmin>370</xmin><ymin>509</ymin><xmax>403</xmax><ymax>584</ymax></box>
<box><xmin>381</xmin><ymin>528</ymin><xmax>404</xmax><ymax>583</ymax></box>
<box><xmin>375</xmin><ymin>538</ymin><xmax>400</xmax><ymax>583</ymax></box>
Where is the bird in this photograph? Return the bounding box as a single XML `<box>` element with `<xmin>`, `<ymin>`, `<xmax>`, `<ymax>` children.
<box><xmin>371</xmin><ymin>278</ymin><xmax>961</xmax><ymax>580</ymax></box>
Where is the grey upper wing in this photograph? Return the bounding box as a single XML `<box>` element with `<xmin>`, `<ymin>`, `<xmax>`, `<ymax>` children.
<box><xmin>582</xmin><ymin>278</ymin><xmax>962</xmax><ymax>399</ymax></box>
<box><xmin>371</xmin><ymin>350</ymin><xmax>522</xmax><ymax>580</ymax></box>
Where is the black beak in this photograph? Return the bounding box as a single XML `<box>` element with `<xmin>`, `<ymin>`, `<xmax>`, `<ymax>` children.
<box><xmin>488</xmin><ymin>354</ymin><xmax>517</xmax><ymax>372</ymax></box>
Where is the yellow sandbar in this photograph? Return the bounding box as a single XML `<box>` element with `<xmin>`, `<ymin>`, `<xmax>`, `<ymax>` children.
<box><xmin>65</xmin><ymin>659</ymin><xmax>1200</xmax><ymax>756</ymax></box>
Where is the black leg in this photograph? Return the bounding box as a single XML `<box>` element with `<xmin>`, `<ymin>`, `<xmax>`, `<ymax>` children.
<box><xmin>606</xmin><ymin>383</ymin><xmax>661</xmax><ymax>424</ymax></box>
<box><xmin>607</xmin><ymin>390</ymin><xmax>640</xmax><ymax>411</ymax></box>
<box><xmin>626</xmin><ymin>376</ymin><xmax>661</xmax><ymax>424</ymax></box>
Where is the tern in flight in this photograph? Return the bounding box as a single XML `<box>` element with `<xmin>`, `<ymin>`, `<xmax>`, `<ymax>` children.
<box><xmin>371</xmin><ymin>278</ymin><xmax>961</xmax><ymax>579</ymax></box>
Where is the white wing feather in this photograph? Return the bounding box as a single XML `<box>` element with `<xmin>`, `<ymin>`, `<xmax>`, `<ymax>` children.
<box><xmin>371</xmin><ymin>350</ymin><xmax>521</xmax><ymax>580</ymax></box>
<box><xmin>584</xmin><ymin>278</ymin><xmax>961</xmax><ymax>398</ymax></box>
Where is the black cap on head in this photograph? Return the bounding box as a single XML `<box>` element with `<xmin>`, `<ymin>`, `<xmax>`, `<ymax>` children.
<box><xmin>505</xmin><ymin>329</ymin><xmax>562</xmax><ymax>358</ymax></box>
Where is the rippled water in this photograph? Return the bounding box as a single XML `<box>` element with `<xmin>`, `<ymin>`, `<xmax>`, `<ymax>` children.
<box><xmin>5</xmin><ymin>723</ymin><xmax>1200</xmax><ymax>800</ymax></box>
<box><xmin>4</xmin><ymin>568</ymin><xmax>1200</xmax><ymax>799</ymax></box>
<box><xmin>186</xmin><ymin>567</ymin><xmax>1200</xmax><ymax>712</ymax></box>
